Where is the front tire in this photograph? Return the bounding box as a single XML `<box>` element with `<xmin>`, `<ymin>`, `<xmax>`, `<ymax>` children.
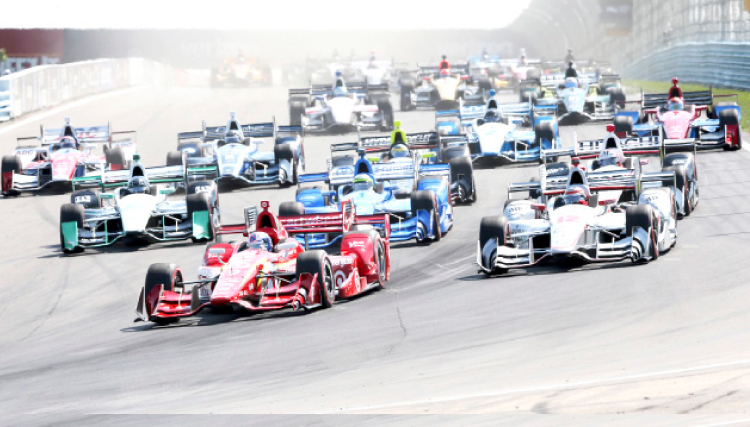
<box><xmin>296</xmin><ymin>250</ymin><xmax>334</xmax><ymax>308</ymax></box>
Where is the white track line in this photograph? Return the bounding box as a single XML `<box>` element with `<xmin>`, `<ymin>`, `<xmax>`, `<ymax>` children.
<box><xmin>0</xmin><ymin>86</ymin><xmax>142</xmax><ymax>137</ymax></box>
<box><xmin>341</xmin><ymin>358</ymin><xmax>750</xmax><ymax>412</ymax></box>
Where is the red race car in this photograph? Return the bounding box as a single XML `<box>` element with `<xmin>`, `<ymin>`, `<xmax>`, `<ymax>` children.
<box><xmin>135</xmin><ymin>200</ymin><xmax>390</xmax><ymax>324</ymax></box>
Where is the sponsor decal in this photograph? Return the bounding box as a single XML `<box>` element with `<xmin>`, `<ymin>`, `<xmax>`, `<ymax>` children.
<box><xmin>74</xmin><ymin>195</ymin><xmax>92</xmax><ymax>204</ymax></box>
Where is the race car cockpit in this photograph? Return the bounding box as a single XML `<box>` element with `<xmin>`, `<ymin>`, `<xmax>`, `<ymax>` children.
<box><xmin>563</xmin><ymin>77</ymin><xmax>579</xmax><ymax>89</ymax></box>
<box><xmin>483</xmin><ymin>108</ymin><xmax>504</xmax><ymax>124</ymax></box>
<box><xmin>554</xmin><ymin>185</ymin><xmax>590</xmax><ymax>209</ymax></box>
<box><xmin>668</xmin><ymin>97</ymin><xmax>684</xmax><ymax>112</ymax></box>
<box><xmin>55</xmin><ymin>136</ymin><xmax>79</xmax><ymax>151</ymax></box>
<box><xmin>352</xmin><ymin>173</ymin><xmax>375</xmax><ymax>192</ymax></box>
<box><xmin>125</xmin><ymin>176</ymin><xmax>151</xmax><ymax>196</ymax></box>
<box><xmin>597</xmin><ymin>149</ymin><xmax>622</xmax><ymax>168</ymax></box>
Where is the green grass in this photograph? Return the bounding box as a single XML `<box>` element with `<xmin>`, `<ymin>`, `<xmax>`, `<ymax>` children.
<box><xmin>623</xmin><ymin>79</ymin><xmax>749</xmax><ymax>129</ymax></box>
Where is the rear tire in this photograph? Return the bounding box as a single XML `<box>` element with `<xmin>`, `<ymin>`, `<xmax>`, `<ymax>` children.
<box><xmin>378</xmin><ymin>100</ymin><xmax>394</xmax><ymax>131</ymax></box>
<box><xmin>70</xmin><ymin>189</ymin><xmax>102</xmax><ymax>209</ymax></box>
<box><xmin>614</xmin><ymin>115</ymin><xmax>634</xmax><ymax>135</ymax></box>
<box><xmin>534</xmin><ymin>120</ymin><xmax>555</xmax><ymax>148</ymax></box>
<box><xmin>105</xmin><ymin>147</ymin><xmax>128</xmax><ymax>170</ymax></box>
<box><xmin>663</xmin><ymin>164</ymin><xmax>692</xmax><ymax>217</ymax></box>
<box><xmin>400</xmin><ymin>82</ymin><xmax>414</xmax><ymax>111</ymax></box>
<box><xmin>279</xmin><ymin>201</ymin><xmax>305</xmax><ymax>217</ymax></box>
<box><xmin>609</xmin><ymin>88</ymin><xmax>626</xmax><ymax>109</ymax></box>
<box><xmin>296</xmin><ymin>250</ymin><xmax>334</xmax><ymax>308</ymax></box>
<box><xmin>166</xmin><ymin>151</ymin><xmax>184</xmax><ymax>166</ymax></box>
<box><xmin>289</xmin><ymin>97</ymin><xmax>307</xmax><ymax>127</ymax></box>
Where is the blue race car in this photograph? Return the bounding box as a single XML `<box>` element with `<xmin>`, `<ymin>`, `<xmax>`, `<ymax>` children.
<box><xmin>281</xmin><ymin>137</ymin><xmax>455</xmax><ymax>248</ymax></box>
<box><xmin>173</xmin><ymin>112</ymin><xmax>305</xmax><ymax>188</ymax></box>
<box><xmin>435</xmin><ymin>97</ymin><xmax>562</xmax><ymax>164</ymax></box>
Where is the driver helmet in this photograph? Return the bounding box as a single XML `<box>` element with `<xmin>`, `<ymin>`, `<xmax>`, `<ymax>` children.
<box><xmin>564</xmin><ymin>77</ymin><xmax>578</xmax><ymax>89</ymax></box>
<box><xmin>561</xmin><ymin>186</ymin><xmax>589</xmax><ymax>206</ymax></box>
<box><xmin>247</xmin><ymin>231</ymin><xmax>273</xmax><ymax>252</ymax></box>
<box><xmin>128</xmin><ymin>176</ymin><xmax>150</xmax><ymax>195</ymax></box>
<box><xmin>598</xmin><ymin>149</ymin><xmax>621</xmax><ymax>168</ymax></box>
<box><xmin>484</xmin><ymin>108</ymin><xmax>503</xmax><ymax>123</ymax></box>
<box><xmin>352</xmin><ymin>173</ymin><xmax>375</xmax><ymax>192</ymax></box>
<box><xmin>668</xmin><ymin>97</ymin><xmax>684</xmax><ymax>111</ymax></box>
<box><xmin>439</xmin><ymin>69</ymin><xmax>450</xmax><ymax>78</ymax></box>
<box><xmin>224</xmin><ymin>130</ymin><xmax>243</xmax><ymax>144</ymax></box>
<box><xmin>390</xmin><ymin>144</ymin><xmax>410</xmax><ymax>159</ymax></box>
<box><xmin>58</xmin><ymin>136</ymin><xmax>78</xmax><ymax>150</ymax></box>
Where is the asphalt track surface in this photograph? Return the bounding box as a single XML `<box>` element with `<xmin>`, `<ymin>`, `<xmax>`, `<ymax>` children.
<box><xmin>1</xmin><ymin>86</ymin><xmax>750</xmax><ymax>425</ymax></box>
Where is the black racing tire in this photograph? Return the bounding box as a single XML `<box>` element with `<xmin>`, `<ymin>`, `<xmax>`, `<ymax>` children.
<box><xmin>449</xmin><ymin>156</ymin><xmax>475</xmax><ymax>204</ymax></box>
<box><xmin>625</xmin><ymin>204</ymin><xmax>658</xmax><ymax>261</ymax></box>
<box><xmin>274</xmin><ymin>143</ymin><xmax>295</xmax><ymax>188</ymax></box>
<box><xmin>663</xmin><ymin>164</ymin><xmax>692</xmax><ymax>217</ymax></box>
<box><xmin>479</xmin><ymin>216</ymin><xmax>509</xmax><ymax>275</ymax></box>
<box><xmin>713</xmin><ymin>101</ymin><xmax>739</xmax><ymax>120</ymax></box>
<box><xmin>144</xmin><ymin>263</ymin><xmax>184</xmax><ymax>325</ymax></box>
<box><xmin>1</xmin><ymin>155</ymin><xmax>21</xmax><ymax>186</ymax></box>
<box><xmin>719</xmin><ymin>108</ymin><xmax>741</xmax><ymax>149</ymax></box>
<box><xmin>529</xmin><ymin>176</ymin><xmax>542</xmax><ymax>200</ymax></box>
<box><xmin>166</xmin><ymin>150</ymin><xmax>184</xmax><ymax>166</ymax></box>
<box><xmin>296</xmin><ymin>250</ymin><xmax>334</xmax><ymax>308</ymax></box>
<box><xmin>411</xmin><ymin>190</ymin><xmax>441</xmax><ymax>242</ymax></box>
<box><xmin>378</xmin><ymin>100</ymin><xmax>395</xmax><ymax>131</ymax></box>
<box><xmin>331</xmin><ymin>155</ymin><xmax>356</xmax><ymax>168</ymax></box>
<box><xmin>614</xmin><ymin>115</ymin><xmax>634</xmax><ymax>135</ymax></box>
<box><xmin>477</xmin><ymin>77</ymin><xmax>493</xmax><ymax>92</ymax></box>
<box><xmin>279</xmin><ymin>201</ymin><xmax>305</xmax><ymax>217</ymax></box>
<box><xmin>178</xmin><ymin>142</ymin><xmax>202</xmax><ymax>158</ymax></box>
<box><xmin>105</xmin><ymin>147</ymin><xmax>128</xmax><ymax>169</ymax></box>
<box><xmin>400</xmin><ymin>82</ymin><xmax>414</xmax><ymax>111</ymax></box>
<box><xmin>609</xmin><ymin>88</ymin><xmax>626</xmax><ymax>109</ymax></box>
<box><xmin>289</xmin><ymin>97</ymin><xmax>307</xmax><ymax>127</ymax></box>
<box><xmin>187</xmin><ymin>192</ymin><xmax>214</xmax><ymax>242</ymax></box>
<box><xmin>70</xmin><ymin>189</ymin><xmax>102</xmax><ymax>209</ymax></box>
<box><xmin>187</xmin><ymin>180</ymin><xmax>216</xmax><ymax>197</ymax></box>
<box><xmin>534</xmin><ymin>120</ymin><xmax>555</xmax><ymax>148</ymax></box>
<box><xmin>60</xmin><ymin>203</ymin><xmax>85</xmax><ymax>253</ymax></box>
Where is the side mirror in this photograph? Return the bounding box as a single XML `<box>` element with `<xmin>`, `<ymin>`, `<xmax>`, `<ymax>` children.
<box><xmin>159</xmin><ymin>187</ymin><xmax>176</xmax><ymax>196</ymax></box>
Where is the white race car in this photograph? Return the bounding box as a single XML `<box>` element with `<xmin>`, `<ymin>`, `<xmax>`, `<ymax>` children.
<box><xmin>477</xmin><ymin>164</ymin><xmax>679</xmax><ymax>275</ymax></box>
<box><xmin>288</xmin><ymin>73</ymin><xmax>393</xmax><ymax>134</ymax></box>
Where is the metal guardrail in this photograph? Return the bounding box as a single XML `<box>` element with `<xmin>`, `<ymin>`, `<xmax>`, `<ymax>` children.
<box><xmin>0</xmin><ymin>58</ymin><xmax>175</xmax><ymax>123</ymax></box>
<box><xmin>623</xmin><ymin>42</ymin><xmax>750</xmax><ymax>91</ymax></box>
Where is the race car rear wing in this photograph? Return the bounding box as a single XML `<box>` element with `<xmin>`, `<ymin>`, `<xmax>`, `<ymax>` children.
<box><xmin>360</xmin><ymin>132</ymin><xmax>440</xmax><ymax>152</ymax></box>
<box><xmin>278</xmin><ymin>200</ymin><xmax>391</xmax><ymax>243</ymax></box>
<box><xmin>642</xmin><ymin>90</ymin><xmax>714</xmax><ymax>109</ymax></box>
<box><xmin>330</xmin><ymin>142</ymin><xmax>360</xmax><ymax>153</ymax></box>
<box><xmin>71</xmin><ymin>163</ymin><xmax>215</xmax><ymax>190</ymax></box>
<box><xmin>509</xmin><ymin>164</ymin><xmax>676</xmax><ymax>201</ymax></box>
